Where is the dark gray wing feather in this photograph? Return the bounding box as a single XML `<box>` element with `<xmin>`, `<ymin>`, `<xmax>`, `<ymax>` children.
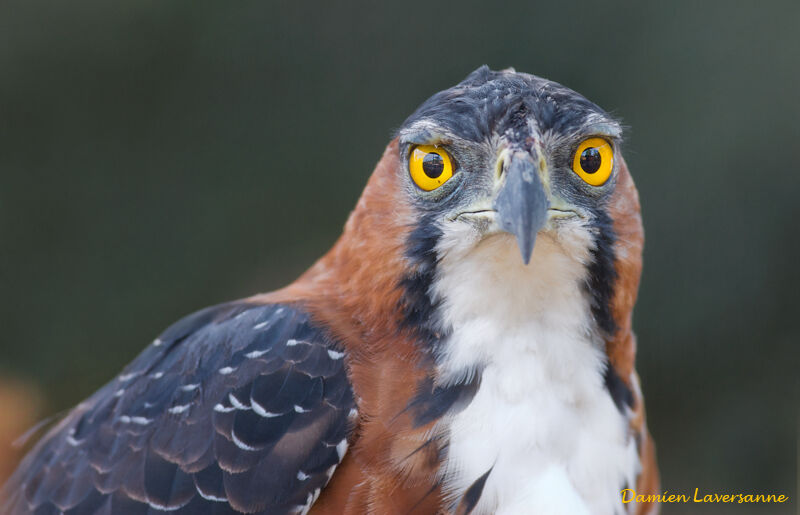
<box><xmin>1</xmin><ymin>302</ymin><xmax>356</xmax><ymax>515</ymax></box>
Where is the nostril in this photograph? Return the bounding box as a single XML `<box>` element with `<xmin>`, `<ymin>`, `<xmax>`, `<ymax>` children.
<box><xmin>496</xmin><ymin>159</ymin><xmax>506</xmax><ymax>180</ymax></box>
<box><xmin>495</xmin><ymin>150</ymin><xmax>511</xmax><ymax>181</ymax></box>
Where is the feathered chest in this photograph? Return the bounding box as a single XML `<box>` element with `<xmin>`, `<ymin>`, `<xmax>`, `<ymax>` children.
<box><xmin>437</xmin><ymin>318</ymin><xmax>638</xmax><ymax>515</ymax></box>
<box><xmin>429</xmin><ymin>232</ymin><xmax>640</xmax><ymax>514</ymax></box>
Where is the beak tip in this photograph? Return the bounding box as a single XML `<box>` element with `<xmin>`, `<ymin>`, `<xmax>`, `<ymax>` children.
<box><xmin>518</xmin><ymin>235</ymin><xmax>535</xmax><ymax>265</ymax></box>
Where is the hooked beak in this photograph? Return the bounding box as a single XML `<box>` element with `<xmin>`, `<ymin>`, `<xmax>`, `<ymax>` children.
<box><xmin>493</xmin><ymin>151</ymin><xmax>549</xmax><ymax>264</ymax></box>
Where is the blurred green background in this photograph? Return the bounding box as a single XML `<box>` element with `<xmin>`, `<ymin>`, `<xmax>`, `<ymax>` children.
<box><xmin>1</xmin><ymin>1</ymin><xmax>797</xmax><ymax>513</ymax></box>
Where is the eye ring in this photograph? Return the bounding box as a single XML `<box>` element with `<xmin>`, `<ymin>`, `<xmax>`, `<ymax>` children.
<box><xmin>571</xmin><ymin>138</ymin><xmax>614</xmax><ymax>186</ymax></box>
<box><xmin>409</xmin><ymin>145</ymin><xmax>455</xmax><ymax>191</ymax></box>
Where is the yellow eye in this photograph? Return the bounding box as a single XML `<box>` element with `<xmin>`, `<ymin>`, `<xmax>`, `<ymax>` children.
<box><xmin>409</xmin><ymin>145</ymin><xmax>454</xmax><ymax>191</ymax></box>
<box><xmin>571</xmin><ymin>137</ymin><xmax>614</xmax><ymax>186</ymax></box>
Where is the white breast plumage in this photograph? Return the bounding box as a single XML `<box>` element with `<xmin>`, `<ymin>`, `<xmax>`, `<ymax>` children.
<box><xmin>432</xmin><ymin>223</ymin><xmax>640</xmax><ymax>515</ymax></box>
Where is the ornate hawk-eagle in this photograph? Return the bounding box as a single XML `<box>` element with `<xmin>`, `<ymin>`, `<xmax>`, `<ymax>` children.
<box><xmin>2</xmin><ymin>66</ymin><xmax>659</xmax><ymax>515</ymax></box>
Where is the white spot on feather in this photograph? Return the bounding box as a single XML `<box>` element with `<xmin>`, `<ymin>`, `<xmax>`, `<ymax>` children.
<box><xmin>196</xmin><ymin>487</ymin><xmax>227</xmax><ymax>503</ymax></box>
<box><xmin>228</xmin><ymin>393</ymin><xmax>250</xmax><ymax>410</ymax></box>
<box><xmin>253</xmin><ymin>321</ymin><xmax>269</xmax><ymax>330</ymax></box>
<box><xmin>218</xmin><ymin>366</ymin><xmax>235</xmax><ymax>375</ymax></box>
<box><xmin>246</xmin><ymin>349</ymin><xmax>269</xmax><ymax>359</ymax></box>
<box><xmin>231</xmin><ymin>430</ymin><xmax>257</xmax><ymax>451</ymax></box>
<box><xmin>146</xmin><ymin>500</ymin><xmax>184</xmax><ymax>512</ymax></box>
<box><xmin>168</xmin><ymin>404</ymin><xmax>190</xmax><ymax>415</ymax></box>
<box><xmin>214</xmin><ymin>403</ymin><xmax>234</xmax><ymax>413</ymax></box>
<box><xmin>119</xmin><ymin>415</ymin><xmax>152</xmax><ymax>425</ymax></box>
<box><xmin>325</xmin><ymin>464</ymin><xmax>338</xmax><ymax>480</ymax></box>
<box><xmin>252</xmin><ymin>399</ymin><xmax>281</xmax><ymax>418</ymax></box>
<box><xmin>335</xmin><ymin>439</ymin><xmax>348</xmax><ymax>460</ymax></box>
<box><xmin>327</xmin><ymin>350</ymin><xmax>344</xmax><ymax>360</ymax></box>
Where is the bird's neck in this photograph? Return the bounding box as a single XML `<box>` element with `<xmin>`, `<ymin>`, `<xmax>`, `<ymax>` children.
<box><xmin>430</xmin><ymin>226</ymin><xmax>601</xmax><ymax>380</ymax></box>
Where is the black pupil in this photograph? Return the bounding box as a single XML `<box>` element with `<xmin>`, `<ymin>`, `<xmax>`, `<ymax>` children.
<box><xmin>422</xmin><ymin>152</ymin><xmax>444</xmax><ymax>178</ymax></box>
<box><xmin>580</xmin><ymin>147</ymin><xmax>602</xmax><ymax>174</ymax></box>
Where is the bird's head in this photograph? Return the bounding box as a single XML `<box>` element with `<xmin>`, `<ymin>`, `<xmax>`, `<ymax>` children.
<box><xmin>398</xmin><ymin>65</ymin><xmax>623</xmax><ymax>268</ymax></box>
<box><xmin>303</xmin><ymin>66</ymin><xmax>642</xmax><ymax>356</ymax></box>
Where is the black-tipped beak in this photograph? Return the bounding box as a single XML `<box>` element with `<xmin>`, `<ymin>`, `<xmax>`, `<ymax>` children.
<box><xmin>493</xmin><ymin>153</ymin><xmax>549</xmax><ymax>264</ymax></box>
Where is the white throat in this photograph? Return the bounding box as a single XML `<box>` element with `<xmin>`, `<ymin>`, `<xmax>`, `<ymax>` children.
<box><xmin>431</xmin><ymin>223</ymin><xmax>639</xmax><ymax>514</ymax></box>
